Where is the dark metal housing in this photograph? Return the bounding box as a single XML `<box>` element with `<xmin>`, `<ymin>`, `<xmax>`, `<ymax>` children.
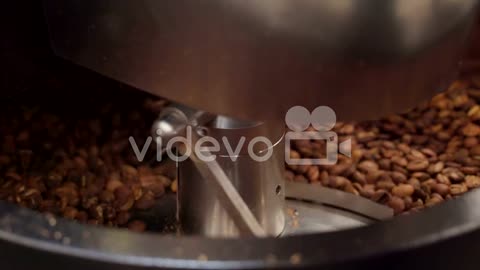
<box><xmin>2</xmin><ymin>1</ymin><xmax>480</xmax><ymax>269</ymax></box>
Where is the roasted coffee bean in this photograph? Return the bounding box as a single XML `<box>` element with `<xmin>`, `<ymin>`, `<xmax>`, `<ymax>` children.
<box><xmin>391</xmin><ymin>156</ymin><xmax>408</xmax><ymax>167</ymax></box>
<box><xmin>411</xmin><ymin>199</ymin><xmax>424</xmax><ymax>209</ymax></box>
<box><xmin>392</xmin><ymin>165</ymin><xmax>409</xmax><ymax>175</ymax></box>
<box><xmin>378</xmin><ymin>159</ymin><xmax>392</xmax><ymax>170</ymax></box>
<box><xmin>132</xmin><ymin>185</ymin><xmax>143</xmax><ymax>201</ymax></box>
<box><xmin>392</xmin><ymin>184</ymin><xmax>415</xmax><ymax>198</ymax></box>
<box><xmin>427</xmin><ymin>161</ymin><xmax>444</xmax><ymax>174</ymax></box>
<box><xmin>425</xmin><ymin>194</ymin><xmax>444</xmax><ymax>207</ymax></box>
<box><xmin>372</xmin><ymin>190</ymin><xmax>390</xmax><ymax>204</ymax></box>
<box><xmin>450</xmin><ymin>184</ymin><xmax>468</xmax><ymax>196</ymax></box>
<box><xmin>377</xmin><ymin>172</ymin><xmax>392</xmax><ymax>183</ymax></box>
<box><xmin>357</xmin><ymin>161</ymin><xmax>379</xmax><ymax>173</ymax></box>
<box><xmin>462</xmin><ymin>123</ymin><xmax>480</xmax><ymax>137</ymax></box>
<box><xmin>465</xmin><ymin>175</ymin><xmax>480</xmax><ymax>189</ymax></box>
<box><xmin>122</xmin><ymin>165</ymin><xmax>138</xmax><ymax>180</ymax></box>
<box><xmin>352</xmin><ymin>171</ymin><xmax>367</xmax><ymax>185</ymax></box>
<box><xmin>139</xmin><ymin>175</ymin><xmax>167</xmax><ymax>197</ymax></box>
<box><xmin>4</xmin><ymin>172</ymin><xmax>21</xmax><ymax>182</ymax></box>
<box><xmin>391</xmin><ymin>172</ymin><xmax>407</xmax><ymax>184</ymax></box>
<box><xmin>421</xmin><ymin>179</ymin><xmax>437</xmax><ymax>190</ymax></box>
<box><xmin>403</xmin><ymin>196</ymin><xmax>413</xmax><ymax>209</ymax></box>
<box><xmin>344</xmin><ymin>183</ymin><xmax>359</xmax><ymax>196</ymax></box>
<box><xmin>329</xmin><ymin>176</ymin><xmax>348</xmax><ymax>189</ymax></box>
<box><xmin>436</xmin><ymin>174</ymin><xmax>451</xmax><ymax>185</ymax></box>
<box><xmin>63</xmin><ymin>207</ymin><xmax>78</xmax><ymax>220</ymax></box>
<box><xmin>397</xmin><ymin>144</ymin><xmax>411</xmax><ymax>154</ymax></box>
<box><xmin>433</xmin><ymin>183</ymin><xmax>450</xmax><ymax>196</ymax></box>
<box><xmin>351</xmin><ymin>149</ymin><xmax>364</xmax><ymax>162</ymax></box>
<box><xmin>106</xmin><ymin>175</ymin><xmax>124</xmax><ymax>192</ymax></box>
<box><xmin>387</xmin><ymin>196</ymin><xmax>406</xmax><ymax>214</ymax></box>
<box><xmin>376</xmin><ymin>180</ymin><xmax>395</xmax><ymax>191</ymax></box>
<box><xmin>55</xmin><ymin>184</ymin><xmax>79</xmax><ymax>207</ymax></box>
<box><xmin>128</xmin><ymin>220</ymin><xmax>147</xmax><ymax>232</ymax></box>
<box><xmin>357</xmin><ymin>132</ymin><xmax>376</xmax><ymax>143</ymax></box>
<box><xmin>407</xmin><ymin>159</ymin><xmax>429</xmax><ymax>171</ymax></box>
<box><xmin>421</xmin><ymin>148</ymin><xmax>437</xmax><ymax>159</ymax></box>
<box><xmin>170</xmin><ymin>179</ymin><xmax>178</xmax><ymax>193</ymax></box>
<box><xmin>442</xmin><ymin>167</ymin><xmax>465</xmax><ymax>182</ymax></box>
<box><xmin>365</xmin><ymin>170</ymin><xmax>382</xmax><ymax>184</ymax></box>
<box><xmin>444</xmin><ymin>161</ymin><xmax>462</xmax><ymax>168</ymax></box>
<box><xmin>408</xmin><ymin>178</ymin><xmax>421</xmax><ymax>189</ymax></box>
<box><xmin>73</xmin><ymin>156</ymin><xmax>88</xmax><ymax>171</ymax></box>
<box><xmin>306</xmin><ymin>166</ymin><xmax>320</xmax><ymax>182</ymax></box>
<box><xmin>411</xmin><ymin>172</ymin><xmax>431</xmax><ymax>182</ymax></box>
<box><xmin>22</xmin><ymin>189</ymin><xmax>42</xmax><ymax>209</ymax></box>
<box><xmin>461</xmin><ymin>166</ymin><xmax>480</xmax><ymax>175</ymax></box>
<box><xmin>328</xmin><ymin>162</ymin><xmax>350</xmax><ymax>176</ymax></box>
<box><xmin>359</xmin><ymin>184</ymin><xmax>376</xmax><ymax>198</ymax></box>
<box><xmin>81</xmin><ymin>196</ymin><xmax>98</xmax><ymax>210</ymax></box>
<box><xmin>470</xmin><ymin>145</ymin><xmax>480</xmax><ymax>156</ymax></box>
<box><xmin>408</xmin><ymin>149</ymin><xmax>426</xmax><ymax>161</ymax></box>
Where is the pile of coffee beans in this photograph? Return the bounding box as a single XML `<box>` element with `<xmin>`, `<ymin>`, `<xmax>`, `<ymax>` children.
<box><xmin>287</xmin><ymin>71</ymin><xmax>480</xmax><ymax>215</ymax></box>
<box><xmin>0</xmin><ymin>72</ymin><xmax>177</xmax><ymax>232</ymax></box>
<box><xmin>3</xmin><ymin>64</ymin><xmax>480</xmax><ymax>233</ymax></box>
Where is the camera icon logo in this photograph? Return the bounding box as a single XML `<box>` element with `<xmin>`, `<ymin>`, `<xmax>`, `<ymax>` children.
<box><xmin>285</xmin><ymin>106</ymin><xmax>351</xmax><ymax>165</ymax></box>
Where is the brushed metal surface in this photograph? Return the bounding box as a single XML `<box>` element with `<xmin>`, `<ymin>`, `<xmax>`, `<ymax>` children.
<box><xmin>285</xmin><ymin>182</ymin><xmax>394</xmax><ymax>221</ymax></box>
<box><xmin>178</xmin><ymin>123</ymin><xmax>285</xmax><ymax>238</ymax></box>
<box><xmin>283</xmin><ymin>200</ymin><xmax>372</xmax><ymax>236</ymax></box>
<box><xmin>180</xmin><ymin>135</ymin><xmax>269</xmax><ymax>237</ymax></box>
<box><xmin>44</xmin><ymin>0</ymin><xmax>479</xmax><ymax>122</ymax></box>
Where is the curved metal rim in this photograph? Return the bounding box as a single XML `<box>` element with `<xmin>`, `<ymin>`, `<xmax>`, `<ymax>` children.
<box><xmin>1</xmin><ymin>188</ymin><xmax>480</xmax><ymax>269</ymax></box>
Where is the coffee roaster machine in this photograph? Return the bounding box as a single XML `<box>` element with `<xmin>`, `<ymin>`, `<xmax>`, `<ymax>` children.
<box><xmin>3</xmin><ymin>0</ymin><xmax>480</xmax><ymax>269</ymax></box>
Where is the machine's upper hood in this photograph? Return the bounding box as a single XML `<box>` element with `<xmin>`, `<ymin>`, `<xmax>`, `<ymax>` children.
<box><xmin>44</xmin><ymin>0</ymin><xmax>478</xmax><ymax>122</ymax></box>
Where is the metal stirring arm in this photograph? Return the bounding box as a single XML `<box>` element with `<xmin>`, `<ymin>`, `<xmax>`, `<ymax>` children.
<box><xmin>180</xmin><ymin>132</ymin><xmax>267</xmax><ymax>237</ymax></box>
<box><xmin>179</xmin><ymin>137</ymin><xmax>393</xmax><ymax>236</ymax></box>
<box><xmin>153</xmin><ymin>104</ymin><xmax>267</xmax><ymax>237</ymax></box>
<box><xmin>285</xmin><ymin>182</ymin><xmax>393</xmax><ymax>221</ymax></box>
<box><xmin>154</xmin><ymin>104</ymin><xmax>393</xmax><ymax>238</ymax></box>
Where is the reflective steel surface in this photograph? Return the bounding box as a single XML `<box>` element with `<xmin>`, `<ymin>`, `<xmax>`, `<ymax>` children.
<box><xmin>178</xmin><ymin>120</ymin><xmax>285</xmax><ymax>238</ymax></box>
<box><xmin>45</xmin><ymin>0</ymin><xmax>478</xmax><ymax>121</ymax></box>
<box><xmin>283</xmin><ymin>200</ymin><xmax>371</xmax><ymax>236</ymax></box>
<box><xmin>3</xmin><ymin>187</ymin><xmax>480</xmax><ymax>269</ymax></box>
<box><xmin>285</xmin><ymin>182</ymin><xmax>393</xmax><ymax>221</ymax></box>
